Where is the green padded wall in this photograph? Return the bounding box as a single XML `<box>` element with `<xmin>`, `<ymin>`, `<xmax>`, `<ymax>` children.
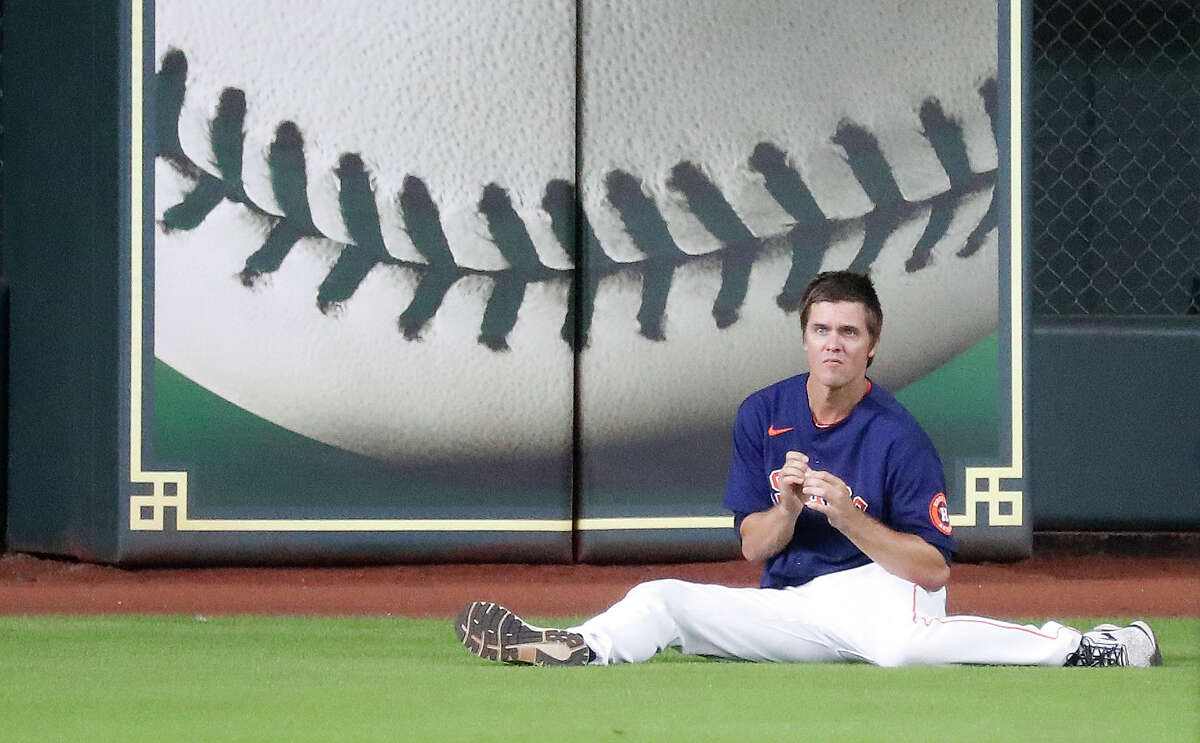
<box><xmin>4</xmin><ymin>0</ymin><xmax>122</xmax><ymax>560</ymax></box>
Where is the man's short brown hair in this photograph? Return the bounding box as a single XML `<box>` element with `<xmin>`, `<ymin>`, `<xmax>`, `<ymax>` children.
<box><xmin>798</xmin><ymin>270</ymin><xmax>883</xmax><ymax>350</ymax></box>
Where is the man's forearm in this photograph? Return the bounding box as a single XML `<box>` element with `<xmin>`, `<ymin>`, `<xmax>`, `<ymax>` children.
<box><xmin>738</xmin><ymin>503</ymin><xmax>801</xmax><ymax>562</ymax></box>
<box><xmin>834</xmin><ymin>511</ymin><xmax>949</xmax><ymax>590</ymax></box>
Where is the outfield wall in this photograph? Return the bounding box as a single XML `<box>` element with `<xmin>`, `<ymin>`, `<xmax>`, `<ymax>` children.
<box><xmin>13</xmin><ymin>1</ymin><xmax>1173</xmax><ymax>566</ymax></box>
<box><xmin>3</xmin><ymin>0</ymin><xmax>124</xmax><ymax>563</ymax></box>
<box><xmin>1028</xmin><ymin>318</ymin><xmax>1200</xmax><ymax>531</ymax></box>
<box><xmin>0</xmin><ymin>279</ymin><xmax>8</xmax><ymax>554</ymax></box>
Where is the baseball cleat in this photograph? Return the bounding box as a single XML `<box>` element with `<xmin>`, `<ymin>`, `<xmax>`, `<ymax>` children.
<box><xmin>1065</xmin><ymin>621</ymin><xmax>1163</xmax><ymax>667</ymax></box>
<box><xmin>455</xmin><ymin>601</ymin><xmax>590</xmax><ymax>667</ymax></box>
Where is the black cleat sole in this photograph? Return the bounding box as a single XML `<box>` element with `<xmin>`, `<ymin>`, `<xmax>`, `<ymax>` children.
<box><xmin>455</xmin><ymin>600</ymin><xmax>589</xmax><ymax>666</ymax></box>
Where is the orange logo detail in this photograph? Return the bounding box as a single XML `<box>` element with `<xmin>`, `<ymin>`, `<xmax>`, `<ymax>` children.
<box><xmin>929</xmin><ymin>493</ymin><xmax>952</xmax><ymax>535</ymax></box>
<box><xmin>767</xmin><ymin>425</ymin><xmax>794</xmax><ymax>437</ymax></box>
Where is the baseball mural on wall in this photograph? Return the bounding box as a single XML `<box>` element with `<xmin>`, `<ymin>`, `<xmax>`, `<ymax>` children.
<box><xmin>154</xmin><ymin>0</ymin><xmax>579</xmax><ymax>464</ymax></box>
<box><xmin>150</xmin><ymin>1</ymin><xmax>1002</xmax><ymax>536</ymax></box>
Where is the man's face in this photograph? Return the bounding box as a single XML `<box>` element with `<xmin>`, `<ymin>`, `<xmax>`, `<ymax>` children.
<box><xmin>803</xmin><ymin>301</ymin><xmax>878</xmax><ymax>390</ymax></box>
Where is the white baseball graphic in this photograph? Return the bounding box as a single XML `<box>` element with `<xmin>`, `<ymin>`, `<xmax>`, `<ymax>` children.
<box><xmin>153</xmin><ymin>0</ymin><xmax>999</xmax><ymax>463</ymax></box>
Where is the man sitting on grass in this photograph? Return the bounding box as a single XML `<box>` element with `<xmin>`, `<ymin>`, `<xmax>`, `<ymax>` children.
<box><xmin>455</xmin><ymin>271</ymin><xmax>1161</xmax><ymax>669</ymax></box>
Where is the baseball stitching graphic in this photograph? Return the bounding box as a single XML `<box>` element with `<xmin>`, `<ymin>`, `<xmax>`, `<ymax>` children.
<box><xmin>153</xmin><ymin>0</ymin><xmax>999</xmax><ymax>463</ymax></box>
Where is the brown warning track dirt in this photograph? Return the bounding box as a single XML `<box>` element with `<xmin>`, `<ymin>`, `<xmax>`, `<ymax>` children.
<box><xmin>0</xmin><ymin>553</ymin><xmax>1196</xmax><ymax>619</ymax></box>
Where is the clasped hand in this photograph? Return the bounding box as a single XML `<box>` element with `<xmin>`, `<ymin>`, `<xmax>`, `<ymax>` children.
<box><xmin>776</xmin><ymin>450</ymin><xmax>857</xmax><ymax>529</ymax></box>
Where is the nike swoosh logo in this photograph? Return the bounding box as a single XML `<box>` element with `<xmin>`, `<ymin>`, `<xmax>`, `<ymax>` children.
<box><xmin>767</xmin><ymin>425</ymin><xmax>794</xmax><ymax>436</ymax></box>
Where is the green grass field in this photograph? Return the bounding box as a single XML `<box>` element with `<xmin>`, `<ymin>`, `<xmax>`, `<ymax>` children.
<box><xmin>1</xmin><ymin>615</ymin><xmax>1196</xmax><ymax>742</ymax></box>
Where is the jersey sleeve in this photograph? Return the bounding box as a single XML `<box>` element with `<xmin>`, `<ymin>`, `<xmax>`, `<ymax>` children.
<box><xmin>723</xmin><ymin>394</ymin><xmax>772</xmax><ymax>520</ymax></box>
<box><xmin>883</xmin><ymin>429</ymin><xmax>958</xmax><ymax>563</ymax></box>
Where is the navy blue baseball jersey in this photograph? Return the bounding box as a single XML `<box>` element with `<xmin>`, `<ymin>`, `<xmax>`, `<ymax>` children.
<box><xmin>724</xmin><ymin>373</ymin><xmax>957</xmax><ymax>589</ymax></box>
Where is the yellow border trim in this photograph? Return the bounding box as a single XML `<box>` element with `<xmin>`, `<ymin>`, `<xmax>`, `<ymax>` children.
<box><xmin>159</xmin><ymin>518</ymin><xmax>572</xmax><ymax>533</ymax></box>
<box><xmin>950</xmin><ymin>0</ymin><xmax>1024</xmax><ymax>528</ymax></box>
<box><xmin>577</xmin><ymin>517</ymin><xmax>734</xmax><ymax>531</ymax></box>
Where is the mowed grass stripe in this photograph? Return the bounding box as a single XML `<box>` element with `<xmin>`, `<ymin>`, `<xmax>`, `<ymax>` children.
<box><xmin>0</xmin><ymin>616</ymin><xmax>1195</xmax><ymax>743</ymax></box>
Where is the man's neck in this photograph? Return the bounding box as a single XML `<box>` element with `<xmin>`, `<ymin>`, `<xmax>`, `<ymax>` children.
<box><xmin>807</xmin><ymin>375</ymin><xmax>870</xmax><ymax>427</ymax></box>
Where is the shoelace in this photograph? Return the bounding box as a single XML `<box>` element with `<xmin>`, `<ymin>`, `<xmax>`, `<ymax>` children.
<box><xmin>1066</xmin><ymin>634</ymin><xmax>1128</xmax><ymax>667</ymax></box>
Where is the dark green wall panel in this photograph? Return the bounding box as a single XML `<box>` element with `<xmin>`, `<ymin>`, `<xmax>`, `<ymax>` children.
<box><xmin>3</xmin><ymin>0</ymin><xmax>122</xmax><ymax>561</ymax></box>
<box><xmin>0</xmin><ymin>279</ymin><xmax>8</xmax><ymax>552</ymax></box>
<box><xmin>1029</xmin><ymin>317</ymin><xmax>1200</xmax><ymax>529</ymax></box>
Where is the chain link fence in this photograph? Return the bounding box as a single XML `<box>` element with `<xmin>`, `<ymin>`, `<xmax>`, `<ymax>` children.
<box><xmin>1031</xmin><ymin>0</ymin><xmax>1200</xmax><ymax>316</ymax></box>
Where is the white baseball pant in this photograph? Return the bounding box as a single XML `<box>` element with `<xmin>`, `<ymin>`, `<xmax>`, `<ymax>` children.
<box><xmin>573</xmin><ymin>562</ymin><xmax>1081</xmax><ymax>666</ymax></box>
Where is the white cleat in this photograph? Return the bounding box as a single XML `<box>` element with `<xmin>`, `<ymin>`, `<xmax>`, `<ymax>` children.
<box><xmin>1066</xmin><ymin>621</ymin><xmax>1163</xmax><ymax>667</ymax></box>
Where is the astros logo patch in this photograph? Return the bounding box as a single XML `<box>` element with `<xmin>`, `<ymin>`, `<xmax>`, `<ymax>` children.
<box><xmin>929</xmin><ymin>492</ymin><xmax>952</xmax><ymax>535</ymax></box>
